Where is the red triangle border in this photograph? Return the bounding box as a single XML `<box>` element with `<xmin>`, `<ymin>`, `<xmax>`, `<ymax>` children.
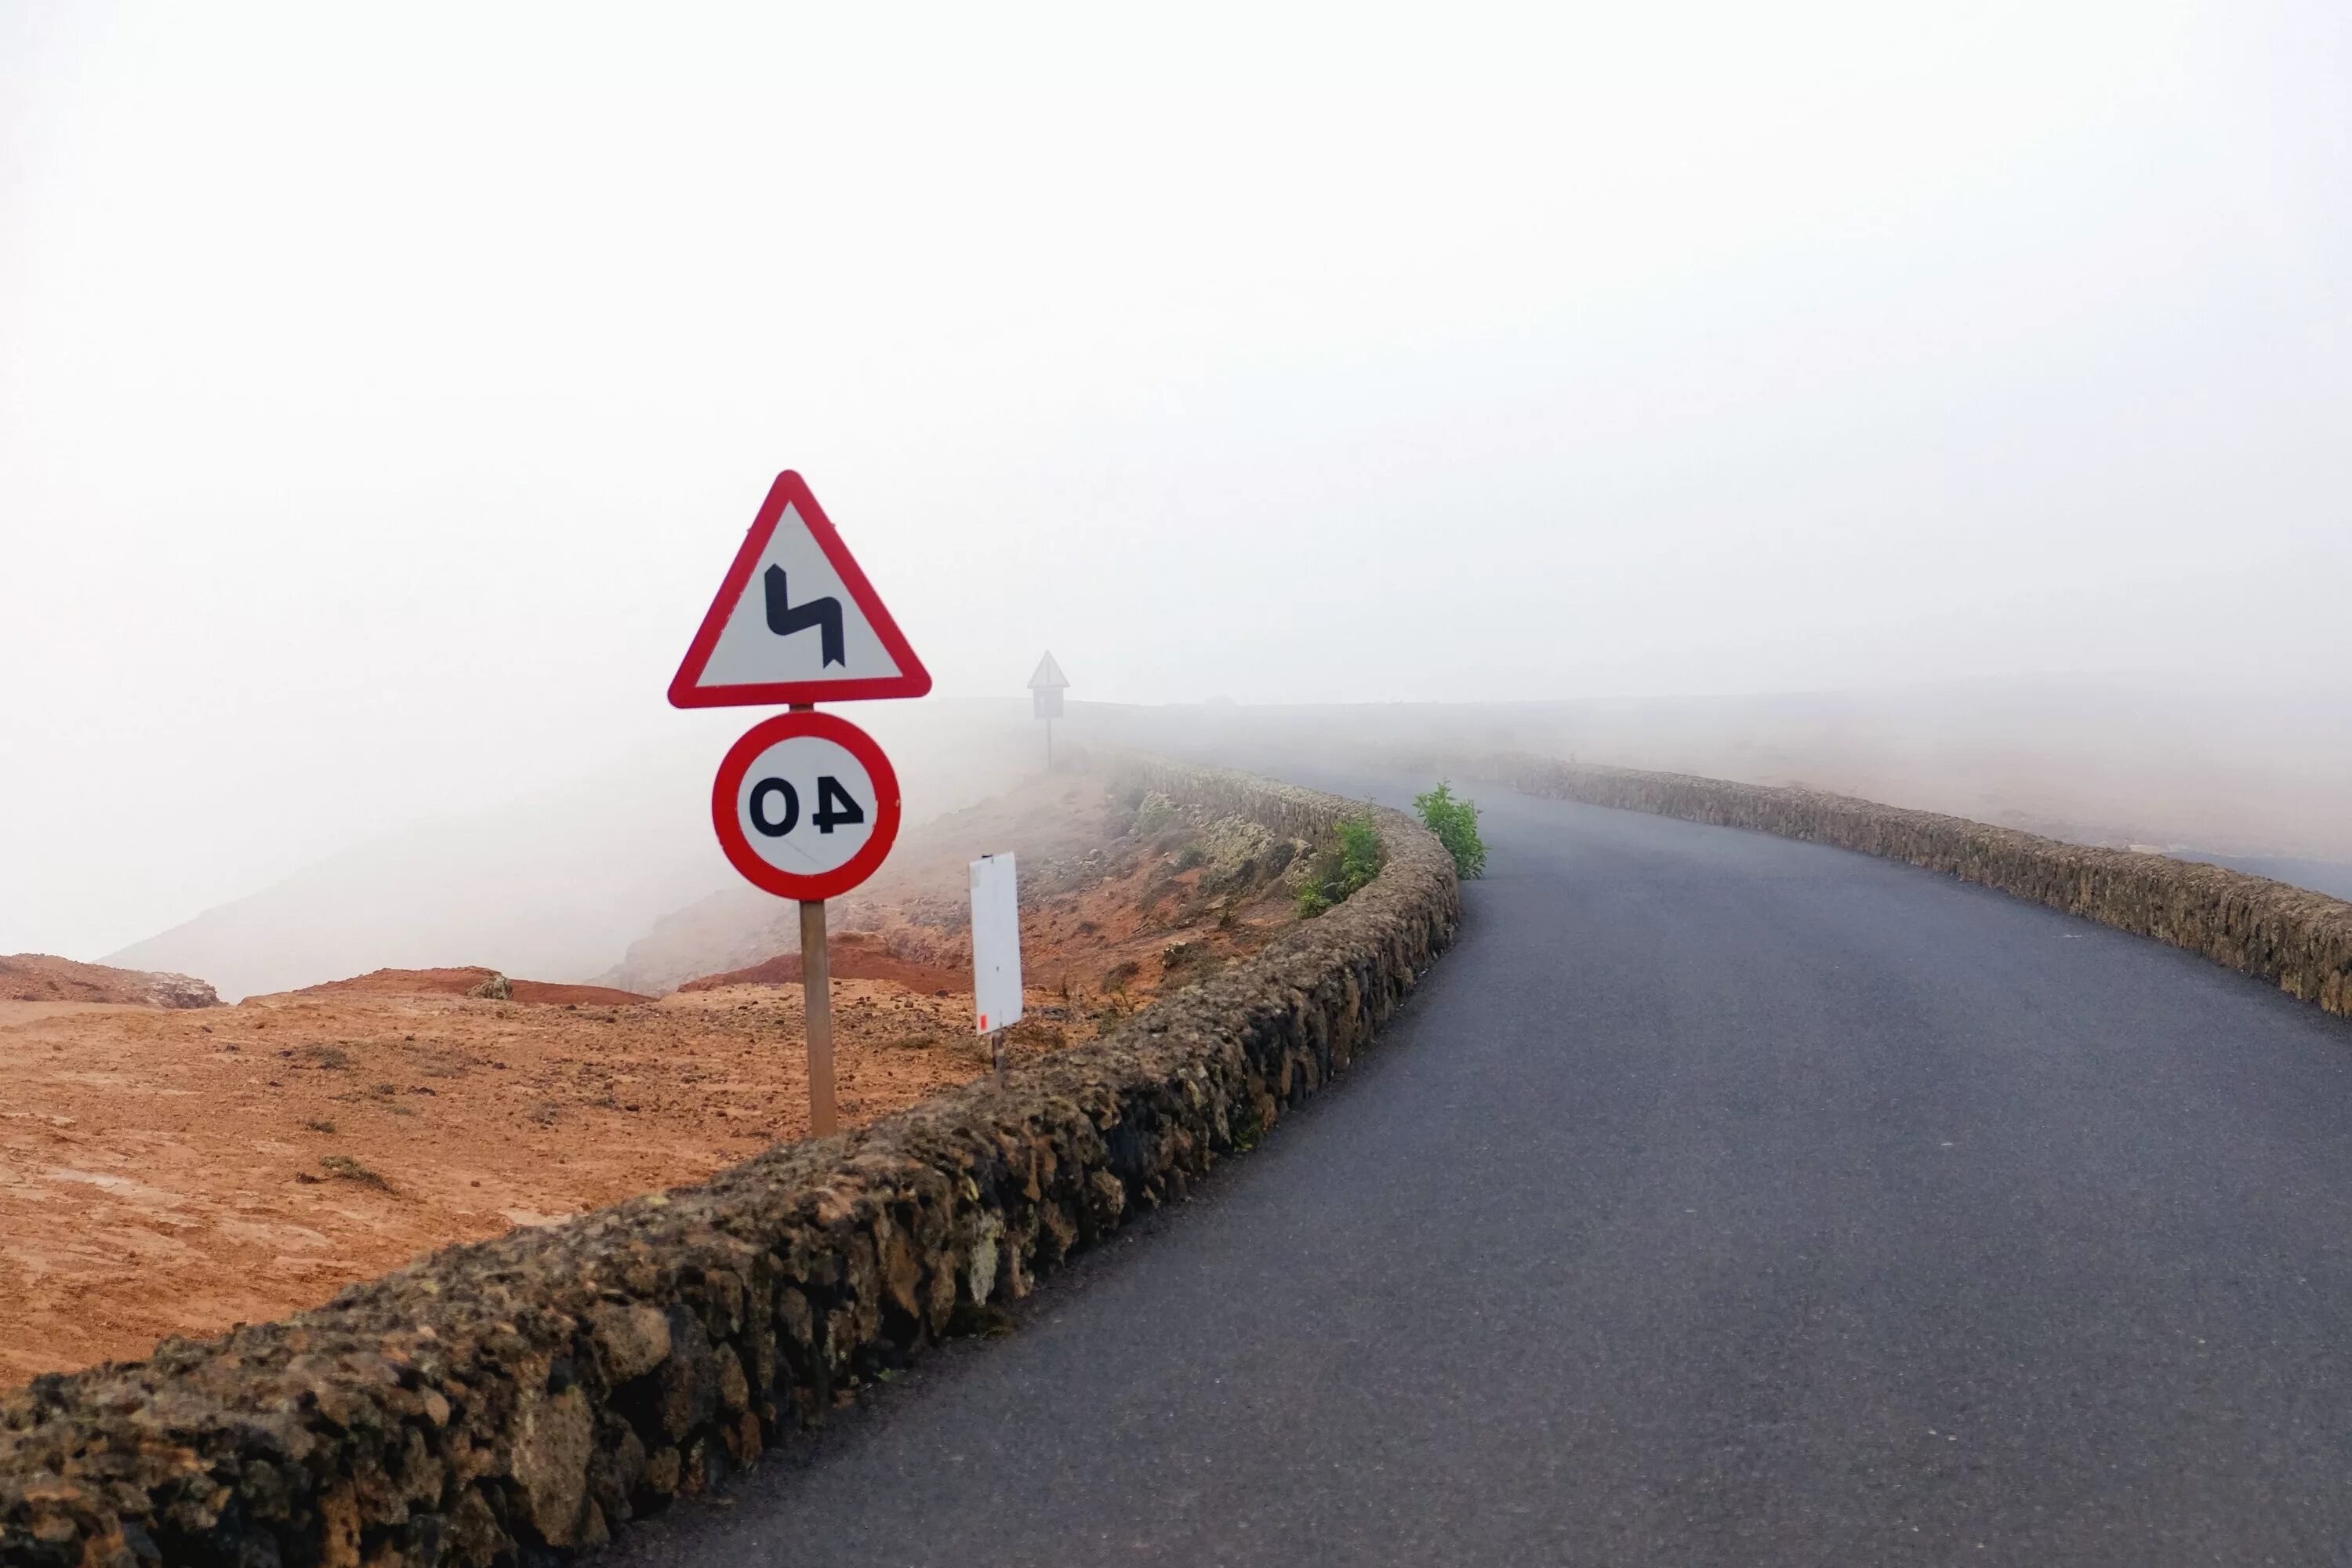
<box><xmin>667</xmin><ymin>472</ymin><xmax>934</xmax><ymax>708</ymax></box>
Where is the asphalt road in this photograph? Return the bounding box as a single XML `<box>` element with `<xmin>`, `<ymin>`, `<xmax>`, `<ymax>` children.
<box><xmin>617</xmin><ymin>773</ymin><xmax>2352</xmax><ymax>1566</ymax></box>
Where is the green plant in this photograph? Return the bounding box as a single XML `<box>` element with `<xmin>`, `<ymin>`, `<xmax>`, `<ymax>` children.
<box><xmin>1413</xmin><ymin>782</ymin><xmax>1487</xmax><ymax>880</ymax></box>
<box><xmin>1334</xmin><ymin>818</ymin><xmax>1381</xmax><ymax>892</ymax></box>
<box><xmin>1294</xmin><ymin>817</ymin><xmax>1384</xmax><ymax>916</ymax></box>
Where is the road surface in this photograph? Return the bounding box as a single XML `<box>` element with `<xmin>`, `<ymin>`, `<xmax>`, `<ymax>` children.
<box><xmin>615</xmin><ymin>772</ymin><xmax>2352</xmax><ymax>1565</ymax></box>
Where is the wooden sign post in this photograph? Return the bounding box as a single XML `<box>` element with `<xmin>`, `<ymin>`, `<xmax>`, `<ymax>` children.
<box><xmin>797</xmin><ymin>898</ymin><xmax>837</xmax><ymax>1134</ymax></box>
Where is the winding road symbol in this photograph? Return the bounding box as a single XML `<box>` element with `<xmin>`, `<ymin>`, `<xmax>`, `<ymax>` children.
<box><xmin>763</xmin><ymin>566</ymin><xmax>846</xmax><ymax>667</ymax></box>
<box><xmin>666</xmin><ymin>470</ymin><xmax>931</xmax><ymax>706</ymax></box>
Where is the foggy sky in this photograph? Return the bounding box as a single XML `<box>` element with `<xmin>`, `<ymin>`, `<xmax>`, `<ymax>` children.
<box><xmin>4</xmin><ymin>1</ymin><xmax>2348</xmax><ymax>960</ymax></box>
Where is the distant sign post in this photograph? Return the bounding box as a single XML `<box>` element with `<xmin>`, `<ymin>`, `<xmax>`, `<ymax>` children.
<box><xmin>970</xmin><ymin>852</ymin><xmax>1023</xmax><ymax>1084</ymax></box>
<box><xmin>1028</xmin><ymin>651</ymin><xmax>1069</xmax><ymax>769</ymax></box>
<box><xmin>671</xmin><ymin>471</ymin><xmax>929</xmax><ymax>1137</ymax></box>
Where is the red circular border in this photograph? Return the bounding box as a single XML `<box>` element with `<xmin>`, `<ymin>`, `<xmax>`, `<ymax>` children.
<box><xmin>710</xmin><ymin>710</ymin><xmax>903</xmax><ymax>901</ymax></box>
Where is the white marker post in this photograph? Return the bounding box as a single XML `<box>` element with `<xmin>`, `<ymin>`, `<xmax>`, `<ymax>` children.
<box><xmin>970</xmin><ymin>853</ymin><xmax>1024</xmax><ymax>1085</ymax></box>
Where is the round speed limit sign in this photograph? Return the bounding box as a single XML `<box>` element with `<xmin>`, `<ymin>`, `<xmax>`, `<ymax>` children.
<box><xmin>710</xmin><ymin>711</ymin><xmax>902</xmax><ymax>900</ymax></box>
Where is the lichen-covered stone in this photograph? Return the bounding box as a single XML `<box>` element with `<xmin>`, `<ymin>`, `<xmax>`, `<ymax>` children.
<box><xmin>587</xmin><ymin>1304</ymin><xmax>670</xmax><ymax>1385</ymax></box>
<box><xmin>1</xmin><ymin>756</ymin><xmax>1457</xmax><ymax>1567</ymax></box>
<box><xmin>508</xmin><ymin>1386</ymin><xmax>592</xmax><ymax>1546</ymax></box>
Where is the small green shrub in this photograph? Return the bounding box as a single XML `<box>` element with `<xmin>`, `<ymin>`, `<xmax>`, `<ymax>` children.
<box><xmin>1172</xmin><ymin>842</ymin><xmax>1208</xmax><ymax>871</ymax></box>
<box><xmin>1334</xmin><ymin>818</ymin><xmax>1381</xmax><ymax>891</ymax></box>
<box><xmin>1294</xmin><ymin>817</ymin><xmax>1385</xmax><ymax>917</ymax></box>
<box><xmin>1414</xmin><ymin>781</ymin><xmax>1487</xmax><ymax>880</ymax></box>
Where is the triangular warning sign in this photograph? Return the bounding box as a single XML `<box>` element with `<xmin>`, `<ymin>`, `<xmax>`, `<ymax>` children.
<box><xmin>1027</xmin><ymin>651</ymin><xmax>1069</xmax><ymax>689</ymax></box>
<box><xmin>668</xmin><ymin>472</ymin><xmax>932</xmax><ymax>708</ymax></box>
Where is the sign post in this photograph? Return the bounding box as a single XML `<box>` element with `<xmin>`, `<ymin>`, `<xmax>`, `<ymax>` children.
<box><xmin>790</xmin><ymin>703</ymin><xmax>835</xmax><ymax>1133</ymax></box>
<box><xmin>672</xmin><ymin>472</ymin><xmax>930</xmax><ymax>1137</ymax></box>
<box><xmin>1028</xmin><ymin>652</ymin><xmax>1069</xmax><ymax>770</ymax></box>
<box><xmin>798</xmin><ymin>896</ymin><xmax>835</xmax><ymax>1131</ymax></box>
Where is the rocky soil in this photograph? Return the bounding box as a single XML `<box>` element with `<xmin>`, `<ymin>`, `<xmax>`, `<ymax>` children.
<box><xmin>0</xmin><ymin>773</ymin><xmax>1316</xmax><ymax>1382</ymax></box>
<box><xmin>0</xmin><ymin>954</ymin><xmax>219</xmax><ymax>1009</ymax></box>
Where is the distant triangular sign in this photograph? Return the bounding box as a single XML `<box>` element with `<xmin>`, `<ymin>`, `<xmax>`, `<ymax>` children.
<box><xmin>668</xmin><ymin>472</ymin><xmax>932</xmax><ymax>708</ymax></box>
<box><xmin>1027</xmin><ymin>651</ymin><xmax>1069</xmax><ymax>691</ymax></box>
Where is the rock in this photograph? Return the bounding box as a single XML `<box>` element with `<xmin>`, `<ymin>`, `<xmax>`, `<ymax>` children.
<box><xmin>1195</xmin><ymin>815</ymin><xmax>1276</xmax><ymax>892</ymax></box>
<box><xmin>588</xmin><ymin>1303</ymin><xmax>671</xmax><ymax>1384</ymax></box>
<box><xmin>641</xmin><ymin>1446</ymin><xmax>682</xmax><ymax>1500</ymax></box>
<box><xmin>713</xmin><ymin>1347</ymin><xmax>750</xmax><ymax>1416</ymax></box>
<box><xmin>509</xmin><ymin>1385</ymin><xmax>593</xmax><ymax>1545</ymax></box>
<box><xmin>652</xmin><ymin>1313</ymin><xmax>717</xmax><ymax>1443</ymax></box>
<box><xmin>466</xmin><ymin>973</ymin><xmax>513</xmax><ymax>1001</ymax></box>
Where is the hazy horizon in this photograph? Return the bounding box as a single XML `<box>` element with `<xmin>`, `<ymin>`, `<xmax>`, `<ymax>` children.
<box><xmin>6</xmin><ymin>2</ymin><xmax>2348</xmax><ymax>964</ymax></box>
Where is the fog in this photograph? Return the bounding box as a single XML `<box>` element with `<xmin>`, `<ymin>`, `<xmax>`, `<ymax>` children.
<box><xmin>4</xmin><ymin>2</ymin><xmax>2348</xmax><ymax>978</ymax></box>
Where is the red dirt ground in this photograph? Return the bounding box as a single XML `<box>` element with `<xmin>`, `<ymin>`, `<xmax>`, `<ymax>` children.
<box><xmin>292</xmin><ymin>967</ymin><xmax>652</xmax><ymax>1007</ymax></box>
<box><xmin>0</xmin><ymin>954</ymin><xmax>219</xmax><ymax>1009</ymax></box>
<box><xmin>678</xmin><ymin>937</ymin><xmax>966</xmax><ymax>997</ymax></box>
<box><xmin>0</xmin><ymin>773</ymin><xmax>1308</xmax><ymax>1381</ymax></box>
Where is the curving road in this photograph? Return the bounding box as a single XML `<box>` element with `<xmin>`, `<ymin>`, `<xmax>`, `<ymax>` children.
<box><xmin>615</xmin><ymin>771</ymin><xmax>2352</xmax><ymax>1566</ymax></box>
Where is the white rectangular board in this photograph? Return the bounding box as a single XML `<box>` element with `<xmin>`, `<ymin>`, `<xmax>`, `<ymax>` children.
<box><xmin>970</xmin><ymin>852</ymin><xmax>1024</xmax><ymax>1035</ymax></box>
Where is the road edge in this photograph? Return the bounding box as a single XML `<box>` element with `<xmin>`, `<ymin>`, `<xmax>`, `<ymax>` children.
<box><xmin>1424</xmin><ymin>747</ymin><xmax>2351</xmax><ymax>1020</ymax></box>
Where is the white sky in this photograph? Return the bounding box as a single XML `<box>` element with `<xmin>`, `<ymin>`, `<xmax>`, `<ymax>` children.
<box><xmin>3</xmin><ymin>0</ymin><xmax>2347</xmax><ymax>960</ymax></box>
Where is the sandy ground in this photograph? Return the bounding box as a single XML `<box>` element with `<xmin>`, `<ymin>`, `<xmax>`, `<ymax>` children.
<box><xmin>1</xmin><ymin>775</ymin><xmax>1305</xmax><ymax>1381</ymax></box>
<box><xmin>0</xmin><ymin>982</ymin><xmax>1000</xmax><ymax>1385</ymax></box>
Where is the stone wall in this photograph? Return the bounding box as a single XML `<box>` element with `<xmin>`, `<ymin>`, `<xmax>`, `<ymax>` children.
<box><xmin>1425</xmin><ymin>750</ymin><xmax>2352</xmax><ymax>1019</ymax></box>
<box><xmin>1111</xmin><ymin>753</ymin><xmax>1361</xmax><ymax>842</ymax></box>
<box><xmin>1</xmin><ymin>764</ymin><xmax>1457</xmax><ymax>1568</ymax></box>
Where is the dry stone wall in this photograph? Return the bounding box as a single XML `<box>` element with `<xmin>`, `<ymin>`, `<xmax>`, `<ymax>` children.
<box><xmin>1112</xmin><ymin>754</ymin><xmax>1363</xmax><ymax>842</ymax></box>
<box><xmin>1</xmin><ymin>762</ymin><xmax>1457</xmax><ymax>1568</ymax></box>
<box><xmin>1426</xmin><ymin>750</ymin><xmax>2352</xmax><ymax>1020</ymax></box>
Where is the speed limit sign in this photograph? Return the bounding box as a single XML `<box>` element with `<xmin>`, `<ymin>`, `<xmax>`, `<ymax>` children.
<box><xmin>710</xmin><ymin>710</ymin><xmax>902</xmax><ymax>901</ymax></box>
